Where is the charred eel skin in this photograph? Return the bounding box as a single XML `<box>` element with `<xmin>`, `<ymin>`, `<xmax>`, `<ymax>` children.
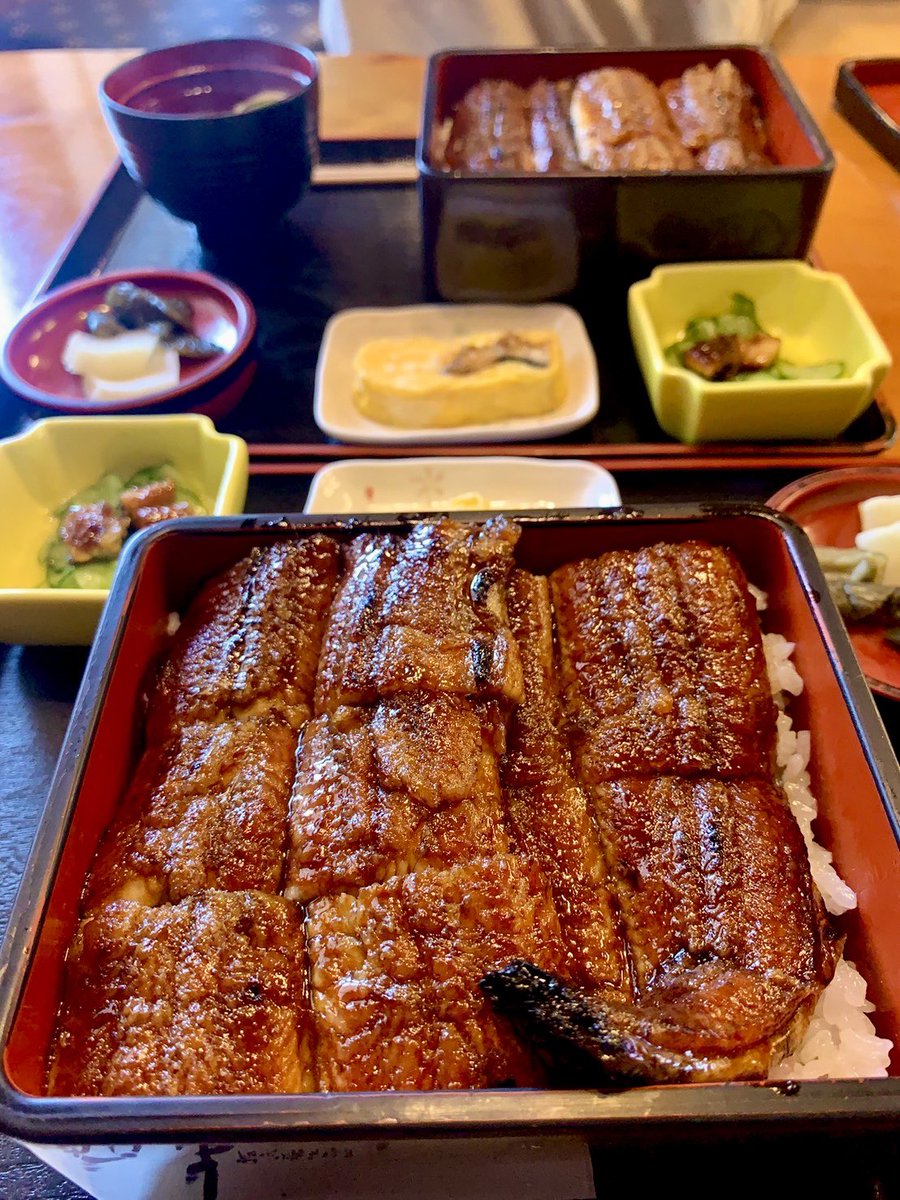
<box><xmin>480</xmin><ymin>958</ymin><xmax>832</xmax><ymax>1086</ymax></box>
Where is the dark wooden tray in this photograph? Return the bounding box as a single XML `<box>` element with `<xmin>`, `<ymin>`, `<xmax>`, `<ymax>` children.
<box><xmin>0</xmin><ymin>160</ymin><xmax>894</xmax><ymax>471</ymax></box>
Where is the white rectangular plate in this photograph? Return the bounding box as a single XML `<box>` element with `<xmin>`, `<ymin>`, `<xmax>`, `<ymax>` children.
<box><xmin>304</xmin><ymin>456</ymin><xmax>620</xmax><ymax>514</ymax></box>
<box><xmin>313</xmin><ymin>303</ymin><xmax>600</xmax><ymax>445</ymax></box>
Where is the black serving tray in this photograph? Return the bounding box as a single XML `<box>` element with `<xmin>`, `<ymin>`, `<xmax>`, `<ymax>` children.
<box><xmin>0</xmin><ymin>161</ymin><xmax>894</xmax><ymax>469</ymax></box>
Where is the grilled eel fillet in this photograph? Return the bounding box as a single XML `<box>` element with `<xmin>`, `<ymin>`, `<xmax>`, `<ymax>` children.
<box><xmin>550</xmin><ymin>542</ymin><xmax>777</xmax><ymax>781</ymax></box>
<box><xmin>315</xmin><ymin>517</ymin><xmax>523</xmax><ymax>713</ymax></box>
<box><xmin>307</xmin><ymin>856</ymin><xmax>566</xmax><ymax>1090</ymax></box>
<box><xmin>443</xmin><ymin>78</ymin><xmax>580</xmax><ymax>173</ymax></box>
<box><xmin>285</xmin><ymin>693</ymin><xmax>509</xmax><ymax>902</ymax></box>
<box><xmin>148</xmin><ymin>536</ymin><xmax>341</xmax><ymax>740</ymax></box>
<box><xmin>661</xmin><ymin>60</ymin><xmax>769</xmax><ymax>170</ymax></box>
<box><xmin>441</xmin><ymin>62</ymin><xmax>770</xmax><ymax>174</ymax></box>
<box><xmin>85</xmin><ymin>539</ymin><xmax>341</xmax><ymax>911</ymax></box>
<box><xmin>570</xmin><ymin>68</ymin><xmax>693</xmax><ymax>171</ymax></box>
<box><xmin>50</xmin><ymin>542</ymin><xmax>338</xmax><ymax>1097</ymax></box>
<box><xmin>529</xmin><ymin>80</ymin><xmax>580</xmax><ymax>172</ymax></box>
<box><xmin>482</xmin><ymin>954</ymin><xmax>823</xmax><ymax>1085</ymax></box>
<box><xmin>486</xmin><ymin>543</ymin><xmax>839</xmax><ymax>1084</ymax></box>
<box><xmin>444</xmin><ymin>79</ymin><xmax>534</xmax><ymax>171</ymax></box>
<box><xmin>49</xmin><ymin>890</ymin><xmax>315</xmax><ymax>1096</ymax></box>
<box><xmin>84</xmin><ymin>713</ymin><xmax>296</xmax><ymax>909</ymax></box>
<box><xmin>502</xmin><ymin>570</ymin><xmax>628</xmax><ymax>993</ymax></box>
<box><xmin>290</xmin><ymin>519</ymin><xmax>554</xmax><ymax>1089</ymax></box>
<box><xmin>293</xmin><ymin>517</ymin><xmax>534</xmax><ymax>1087</ymax></box>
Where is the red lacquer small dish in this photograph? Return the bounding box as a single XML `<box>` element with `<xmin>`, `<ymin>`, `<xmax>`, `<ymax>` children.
<box><xmin>0</xmin><ymin>268</ymin><xmax>257</xmax><ymax>421</ymax></box>
<box><xmin>835</xmin><ymin>59</ymin><xmax>900</xmax><ymax>172</ymax></box>
<box><xmin>769</xmin><ymin>465</ymin><xmax>900</xmax><ymax>700</ymax></box>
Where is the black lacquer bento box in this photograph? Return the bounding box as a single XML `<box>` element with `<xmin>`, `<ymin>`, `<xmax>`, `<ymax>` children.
<box><xmin>418</xmin><ymin>46</ymin><xmax>834</xmax><ymax>301</ymax></box>
<box><xmin>0</xmin><ymin>506</ymin><xmax>897</xmax><ymax>1150</ymax></box>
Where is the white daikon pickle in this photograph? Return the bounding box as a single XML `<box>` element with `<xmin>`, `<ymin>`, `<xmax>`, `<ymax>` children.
<box><xmin>83</xmin><ymin>346</ymin><xmax>180</xmax><ymax>402</ymax></box>
<box><xmin>858</xmin><ymin>495</ymin><xmax>900</xmax><ymax>533</ymax></box>
<box><xmin>62</xmin><ymin>329</ymin><xmax>161</xmax><ymax>382</ymax></box>
<box><xmin>855</xmin><ymin>520</ymin><xmax>900</xmax><ymax>587</ymax></box>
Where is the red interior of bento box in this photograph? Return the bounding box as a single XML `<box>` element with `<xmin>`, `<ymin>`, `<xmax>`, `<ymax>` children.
<box><xmin>425</xmin><ymin>46</ymin><xmax>827</xmax><ymax>170</ymax></box>
<box><xmin>4</xmin><ymin>512</ymin><xmax>899</xmax><ymax>1099</ymax></box>
<box><xmin>849</xmin><ymin>60</ymin><xmax>900</xmax><ymax>130</ymax></box>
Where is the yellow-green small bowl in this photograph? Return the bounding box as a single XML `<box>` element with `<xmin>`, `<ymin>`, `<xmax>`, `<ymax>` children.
<box><xmin>627</xmin><ymin>260</ymin><xmax>892</xmax><ymax>444</ymax></box>
<box><xmin>0</xmin><ymin>414</ymin><xmax>248</xmax><ymax>645</ymax></box>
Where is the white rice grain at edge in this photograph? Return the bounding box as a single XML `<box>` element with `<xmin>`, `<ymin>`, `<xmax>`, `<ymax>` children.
<box><xmin>759</xmin><ymin>628</ymin><xmax>893</xmax><ymax>1079</ymax></box>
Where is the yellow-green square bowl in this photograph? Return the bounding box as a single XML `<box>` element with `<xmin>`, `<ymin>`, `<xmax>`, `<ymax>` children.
<box><xmin>0</xmin><ymin>413</ymin><xmax>248</xmax><ymax>645</ymax></box>
<box><xmin>627</xmin><ymin>260</ymin><xmax>892</xmax><ymax>444</ymax></box>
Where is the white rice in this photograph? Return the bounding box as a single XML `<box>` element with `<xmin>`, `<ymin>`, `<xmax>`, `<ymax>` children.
<box><xmin>757</xmin><ymin>614</ymin><xmax>894</xmax><ymax>1079</ymax></box>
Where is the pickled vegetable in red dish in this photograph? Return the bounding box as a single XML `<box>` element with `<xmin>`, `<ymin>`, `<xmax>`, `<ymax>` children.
<box><xmin>61</xmin><ymin>281</ymin><xmax>224</xmax><ymax>403</ymax></box>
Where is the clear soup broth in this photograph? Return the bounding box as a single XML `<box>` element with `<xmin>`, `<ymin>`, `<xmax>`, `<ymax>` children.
<box><xmin>123</xmin><ymin>66</ymin><xmax>308</xmax><ymax>116</ymax></box>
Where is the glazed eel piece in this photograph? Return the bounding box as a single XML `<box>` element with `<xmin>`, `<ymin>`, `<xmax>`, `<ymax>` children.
<box><xmin>501</xmin><ymin>569</ymin><xmax>629</xmax><ymax>993</ymax></box>
<box><xmin>288</xmin><ymin>523</ymin><xmax>523</xmax><ymax>905</ymax></box>
<box><xmin>485</xmin><ymin>542</ymin><xmax>840</xmax><ymax>1085</ymax></box>
<box><xmin>147</xmin><ymin>535</ymin><xmax>342</xmax><ymax>740</ymax></box>
<box><xmin>298</xmin><ymin>518</ymin><xmax>568</xmax><ymax>1088</ymax></box>
<box><xmin>444</xmin><ymin>79</ymin><xmax>534</xmax><ymax>171</ymax></box>
<box><xmin>661</xmin><ymin>60</ymin><xmax>770</xmax><ymax>170</ymax></box>
<box><xmin>314</xmin><ymin>516</ymin><xmax>524</xmax><ymax>713</ymax></box>
<box><xmin>49</xmin><ymin>890</ymin><xmax>315</xmax><ymax>1096</ymax></box>
<box><xmin>51</xmin><ymin>539</ymin><xmax>344</xmax><ymax>1097</ymax></box>
<box><xmin>570</xmin><ymin>68</ymin><xmax>693</xmax><ymax>171</ymax></box>
<box><xmin>283</xmin><ymin>692</ymin><xmax>510</xmax><ymax>902</ymax></box>
<box><xmin>307</xmin><ymin>855</ymin><xmax>566</xmax><ymax>1090</ymax></box>
<box><xmin>484</xmin><ymin>770</ymin><xmax>839</xmax><ymax>1083</ymax></box>
<box><xmin>83</xmin><ymin>536</ymin><xmax>343</xmax><ymax>910</ymax></box>
<box><xmin>441</xmin><ymin>61</ymin><xmax>772</xmax><ymax>175</ymax></box>
<box><xmin>528</xmin><ymin>80</ymin><xmax>581</xmax><ymax>172</ymax></box>
<box><xmin>550</xmin><ymin>541</ymin><xmax>778</xmax><ymax>781</ymax></box>
<box><xmin>84</xmin><ymin>712</ymin><xmax>296</xmax><ymax>909</ymax></box>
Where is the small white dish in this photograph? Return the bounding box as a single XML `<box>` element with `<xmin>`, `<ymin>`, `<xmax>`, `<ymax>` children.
<box><xmin>304</xmin><ymin>457</ymin><xmax>620</xmax><ymax>514</ymax></box>
<box><xmin>313</xmin><ymin>303</ymin><xmax>600</xmax><ymax>445</ymax></box>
